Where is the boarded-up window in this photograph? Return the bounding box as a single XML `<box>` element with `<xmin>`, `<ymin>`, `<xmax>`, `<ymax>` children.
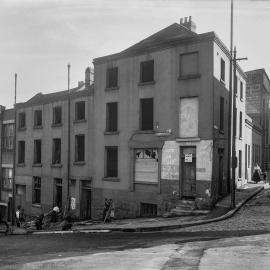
<box><xmin>135</xmin><ymin>149</ymin><xmax>158</xmax><ymax>183</ymax></box>
<box><xmin>75</xmin><ymin>101</ymin><xmax>85</xmax><ymax>121</ymax></box>
<box><xmin>179</xmin><ymin>97</ymin><xmax>199</xmax><ymax>138</ymax></box>
<box><xmin>18</xmin><ymin>112</ymin><xmax>26</xmax><ymax>129</ymax></box>
<box><xmin>53</xmin><ymin>106</ymin><xmax>62</xmax><ymax>125</ymax></box>
<box><xmin>75</xmin><ymin>135</ymin><xmax>85</xmax><ymax>162</ymax></box>
<box><xmin>105</xmin><ymin>147</ymin><xmax>118</xmax><ymax>177</ymax></box>
<box><xmin>52</xmin><ymin>138</ymin><xmax>61</xmax><ymax>164</ymax></box>
<box><xmin>32</xmin><ymin>176</ymin><xmax>41</xmax><ymax>204</ymax></box>
<box><xmin>34</xmin><ymin>110</ymin><xmax>42</xmax><ymax>127</ymax></box>
<box><xmin>140</xmin><ymin>60</ymin><xmax>154</xmax><ymax>83</ymax></box>
<box><xmin>140</xmin><ymin>98</ymin><xmax>153</xmax><ymax>131</ymax></box>
<box><xmin>34</xmin><ymin>139</ymin><xmax>42</xmax><ymax>164</ymax></box>
<box><xmin>180</xmin><ymin>52</ymin><xmax>199</xmax><ymax>77</ymax></box>
<box><xmin>106</xmin><ymin>102</ymin><xmax>118</xmax><ymax>132</ymax></box>
<box><xmin>220</xmin><ymin>58</ymin><xmax>225</xmax><ymax>82</ymax></box>
<box><xmin>18</xmin><ymin>141</ymin><xmax>25</xmax><ymax>164</ymax></box>
<box><xmin>107</xmin><ymin>67</ymin><xmax>118</xmax><ymax>88</ymax></box>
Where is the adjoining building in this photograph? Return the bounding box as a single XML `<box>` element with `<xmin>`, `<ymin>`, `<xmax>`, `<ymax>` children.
<box><xmin>92</xmin><ymin>17</ymin><xmax>247</xmax><ymax>219</ymax></box>
<box><xmin>15</xmin><ymin>68</ymin><xmax>94</xmax><ymax>218</ymax></box>
<box><xmin>246</xmin><ymin>69</ymin><xmax>270</xmax><ymax>172</ymax></box>
<box><xmin>0</xmin><ymin>107</ymin><xmax>14</xmax><ymax>220</ymax></box>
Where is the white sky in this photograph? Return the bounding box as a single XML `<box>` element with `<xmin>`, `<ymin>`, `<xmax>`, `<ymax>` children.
<box><xmin>0</xmin><ymin>0</ymin><xmax>269</xmax><ymax>108</ymax></box>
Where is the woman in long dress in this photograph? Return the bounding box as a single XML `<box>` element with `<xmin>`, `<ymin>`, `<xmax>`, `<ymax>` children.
<box><xmin>252</xmin><ymin>163</ymin><xmax>262</xmax><ymax>183</ymax></box>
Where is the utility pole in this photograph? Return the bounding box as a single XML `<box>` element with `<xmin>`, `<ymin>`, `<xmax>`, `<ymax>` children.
<box><xmin>66</xmin><ymin>64</ymin><xmax>71</xmax><ymax>214</ymax></box>
<box><xmin>12</xmin><ymin>73</ymin><xmax>17</xmax><ymax>225</ymax></box>
<box><xmin>231</xmin><ymin>47</ymin><xmax>248</xmax><ymax>209</ymax></box>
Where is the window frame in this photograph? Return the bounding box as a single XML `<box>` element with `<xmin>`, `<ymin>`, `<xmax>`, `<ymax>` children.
<box><xmin>140</xmin><ymin>60</ymin><xmax>154</xmax><ymax>83</ymax></box>
<box><xmin>220</xmin><ymin>58</ymin><xmax>225</xmax><ymax>82</ymax></box>
<box><xmin>140</xmin><ymin>98</ymin><xmax>154</xmax><ymax>131</ymax></box>
<box><xmin>52</xmin><ymin>106</ymin><xmax>62</xmax><ymax>125</ymax></box>
<box><xmin>75</xmin><ymin>134</ymin><xmax>85</xmax><ymax>162</ymax></box>
<box><xmin>18</xmin><ymin>112</ymin><xmax>26</xmax><ymax>129</ymax></box>
<box><xmin>18</xmin><ymin>140</ymin><xmax>25</xmax><ymax>164</ymax></box>
<box><xmin>106</xmin><ymin>102</ymin><xmax>118</xmax><ymax>132</ymax></box>
<box><xmin>106</xmin><ymin>67</ymin><xmax>118</xmax><ymax>89</ymax></box>
<box><xmin>52</xmin><ymin>138</ymin><xmax>61</xmax><ymax>165</ymax></box>
<box><xmin>105</xmin><ymin>146</ymin><xmax>118</xmax><ymax>178</ymax></box>
<box><xmin>33</xmin><ymin>139</ymin><xmax>42</xmax><ymax>164</ymax></box>
<box><xmin>219</xmin><ymin>96</ymin><xmax>225</xmax><ymax>132</ymax></box>
<box><xmin>34</xmin><ymin>109</ymin><xmax>42</xmax><ymax>127</ymax></box>
<box><xmin>32</xmin><ymin>176</ymin><xmax>41</xmax><ymax>204</ymax></box>
<box><xmin>75</xmin><ymin>101</ymin><xmax>86</xmax><ymax>121</ymax></box>
<box><xmin>179</xmin><ymin>51</ymin><xmax>200</xmax><ymax>78</ymax></box>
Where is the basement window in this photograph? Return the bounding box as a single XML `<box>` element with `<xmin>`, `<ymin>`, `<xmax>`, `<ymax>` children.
<box><xmin>34</xmin><ymin>110</ymin><xmax>42</xmax><ymax>127</ymax></box>
<box><xmin>75</xmin><ymin>135</ymin><xmax>85</xmax><ymax>162</ymax></box>
<box><xmin>140</xmin><ymin>60</ymin><xmax>154</xmax><ymax>83</ymax></box>
<box><xmin>53</xmin><ymin>106</ymin><xmax>62</xmax><ymax>125</ymax></box>
<box><xmin>140</xmin><ymin>203</ymin><xmax>157</xmax><ymax>217</ymax></box>
<box><xmin>75</xmin><ymin>101</ymin><xmax>85</xmax><ymax>121</ymax></box>
<box><xmin>52</xmin><ymin>138</ymin><xmax>61</xmax><ymax>164</ymax></box>
<box><xmin>34</xmin><ymin>139</ymin><xmax>42</xmax><ymax>164</ymax></box>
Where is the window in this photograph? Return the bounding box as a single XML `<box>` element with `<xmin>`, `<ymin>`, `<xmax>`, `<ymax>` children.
<box><xmin>34</xmin><ymin>110</ymin><xmax>42</xmax><ymax>127</ymax></box>
<box><xmin>32</xmin><ymin>176</ymin><xmax>41</xmax><ymax>204</ymax></box>
<box><xmin>252</xmin><ymin>144</ymin><xmax>255</xmax><ymax>163</ymax></box>
<box><xmin>34</xmin><ymin>139</ymin><xmax>42</xmax><ymax>164</ymax></box>
<box><xmin>53</xmin><ymin>106</ymin><xmax>62</xmax><ymax>125</ymax></box>
<box><xmin>18</xmin><ymin>112</ymin><xmax>26</xmax><ymax>129</ymax></box>
<box><xmin>75</xmin><ymin>101</ymin><xmax>85</xmax><ymax>121</ymax></box>
<box><xmin>140</xmin><ymin>60</ymin><xmax>154</xmax><ymax>83</ymax></box>
<box><xmin>2</xmin><ymin>123</ymin><xmax>14</xmax><ymax>150</ymax></box>
<box><xmin>105</xmin><ymin>147</ymin><xmax>118</xmax><ymax>177</ymax></box>
<box><xmin>18</xmin><ymin>141</ymin><xmax>25</xmax><ymax>164</ymax></box>
<box><xmin>1</xmin><ymin>168</ymin><xmax>12</xmax><ymax>190</ymax></box>
<box><xmin>135</xmin><ymin>149</ymin><xmax>159</xmax><ymax>183</ymax></box>
<box><xmin>240</xmin><ymin>81</ymin><xmax>243</xmax><ymax>100</ymax></box>
<box><xmin>106</xmin><ymin>102</ymin><xmax>118</xmax><ymax>132</ymax></box>
<box><xmin>106</xmin><ymin>67</ymin><xmax>118</xmax><ymax>88</ymax></box>
<box><xmin>220</xmin><ymin>97</ymin><xmax>224</xmax><ymax>131</ymax></box>
<box><xmin>234</xmin><ymin>77</ymin><xmax>238</xmax><ymax>95</ymax></box>
<box><xmin>140</xmin><ymin>98</ymin><xmax>153</xmax><ymax>131</ymax></box>
<box><xmin>239</xmin><ymin>111</ymin><xmax>242</xmax><ymax>138</ymax></box>
<box><xmin>75</xmin><ymin>135</ymin><xmax>85</xmax><ymax>162</ymax></box>
<box><xmin>180</xmin><ymin>52</ymin><xmax>199</xmax><ymax>77</ymax></box>
<box><xmin>52</xmin><ymin>138</ymin><xmax>61</xmax><ymax>164</ymax></box>
<box><xmin>248</xmin><ymin>145</ymin><xmax>250</xmax><ymax>167</ymax></box>
<box><xmin>220</xmin><ymin>58</ymin><xmax>225</xmax><ymax>82</ymax></box>
<box><xmin>239</xmin><ymin>150</ymin><xmax>242</xmax><ymax>178</ymax></box>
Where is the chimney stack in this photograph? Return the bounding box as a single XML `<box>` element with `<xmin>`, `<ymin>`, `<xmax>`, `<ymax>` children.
<box><xmin>180</xmin><ymin>16</ymin><xmax>196</xmax><ymax>33</ymax></box>
<box><xmin>85</xmin><ymin>67</ymin><xmax>90</xmax><ymax>87</ymax></box>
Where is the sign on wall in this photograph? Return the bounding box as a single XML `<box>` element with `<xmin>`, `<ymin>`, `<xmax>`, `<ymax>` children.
<box><xmin>70</xmin><ymin>197</ymin><xmax>76</xmax><ymax>210</ymax></box>
<box><xmin>184</xmin><ymin>153</ymin><xmax>193</xmax><ymax>162</ymax></box>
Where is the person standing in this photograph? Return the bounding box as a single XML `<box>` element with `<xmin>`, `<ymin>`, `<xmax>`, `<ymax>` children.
<box><xmin>15</xmin><ymin>205</ymin><xmax>22</xmax><ymax>227</ymax></box>
<box><xmin>252</xmin><ymin>163</ymin><xmax>262</xmax><ymax>183</ymax></box>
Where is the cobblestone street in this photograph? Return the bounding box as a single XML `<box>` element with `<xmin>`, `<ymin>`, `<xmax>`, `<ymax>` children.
<box><xmin>174</xmin><ymin>187</ymin><xmax>270</xmax><ymax>232</ymax></box>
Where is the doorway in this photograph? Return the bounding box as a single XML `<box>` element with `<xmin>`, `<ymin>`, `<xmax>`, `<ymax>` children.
<box><xmin>180</xmin><ymin>147</ymin><xmax>196</xmax><ymax>199</ymax></box>
<box><xmin>54</xmin><ymin>178</ymin><xmax>62</xmax><ymax>208</ymax></box>
<box><xmin>80</xmin><ymin>181</ymin><xmax>91</xmax><ymax>220</ymax></box>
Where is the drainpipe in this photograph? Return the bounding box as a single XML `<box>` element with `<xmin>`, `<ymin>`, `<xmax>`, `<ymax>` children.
<box><xmin>67</xmin><ymin>64</ymin><xmax>71</xmax><ymax>214</ymax></box>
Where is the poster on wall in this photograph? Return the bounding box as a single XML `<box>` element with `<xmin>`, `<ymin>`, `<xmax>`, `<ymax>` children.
<box><xmin>184</xmin><ymin>153</ymin><xmax>193</xmax><ymax>162</ymax></box>
<box><xmin>70</xmin><ymin>197</ymin><xmax>76</xmax><ymax>210</ymax></box>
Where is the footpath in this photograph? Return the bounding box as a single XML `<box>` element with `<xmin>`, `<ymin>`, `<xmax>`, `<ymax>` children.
<box><xmin>9</xmin><ymin>182</ymin><xmax>266</xmax><ymax>235</ymax></box>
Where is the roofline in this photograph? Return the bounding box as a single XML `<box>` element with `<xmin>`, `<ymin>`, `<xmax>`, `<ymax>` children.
<box><xmin>93</xmin><ymin>29</ymin><xmax>247</xmax><ymax>79</ymax></box>
<box><xmin>245</xmin><ymin>68</ymin><xmax>270</xmax><ymax>85</ymax></box>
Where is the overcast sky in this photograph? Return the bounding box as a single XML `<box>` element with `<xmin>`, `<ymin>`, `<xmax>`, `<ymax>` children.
<box><xmin>0</xmin><ymin>0</ymin><xmax>269</xmax><ymax>108</ymax></box>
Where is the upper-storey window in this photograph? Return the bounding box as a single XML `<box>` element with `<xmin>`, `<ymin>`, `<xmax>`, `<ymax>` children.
<box><xmin>53</xmin><ymin>106</ymin><xmax>62</xmax><ymax>125</ymax></box>
<box><xmin>34</xmin><ymin>139</ymin><xmax>42</xmax><ymax>164</ymax></box>
<box><xmin>18</xmin><ymin>112</ymin><xmax>26</xmax><ymax>129</ymax></box>
<box><xmin>34</xmin><ymin>110</ymin><xmax>42</xmax><ymax>127</ymax></box>
<box><xmin>220</xmin><ymin>97</ymin><xmax>225</xmax><ymax>132</ymax></box>
<box><xmin>106</xmin><ymin>67</ymin><xmax>118</xmax><ymax>88</ymax></box>
<box><xmin>220</xmin><ymin>58</ymin><xmax>225</xmax><ymax>82</ymax></box>
<box><xmin>75</xmin><ymin>101</ymin><xmax>85</xmax><ymax>121</ymax></box>
<box><xmin>2</xmin><ymin>123</ymin><xmax>14</xmax><ymax>150</ymax></box>
<box><xmin>140</xmin><ymin>98</ymin><xmax>154</xmax><ymax>131</ymax></box>
<box><xmin>106</xmin><ymin>102</ymin><xmax>118</xmax><ymax>132</ymax></box>
<box><xmin>180</xmin><ymin>52</ymin><xmax>199</xmax><ymax>77</ymax></box>
<box><xmin>140</xmin><ymin>60</ymin><xmax>154</xmax><ymax>83</ymax></box>
<box><xmin>240</xmin><ymin>81</ymin><xmax>243</xmax><ymax>100</ymax></box>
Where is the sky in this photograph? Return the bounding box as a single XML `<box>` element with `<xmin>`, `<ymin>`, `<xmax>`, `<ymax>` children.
<box><xmin>0</xmin><ymin>0</ymin><xmax>270</xmax><ymax>108</ymax></box>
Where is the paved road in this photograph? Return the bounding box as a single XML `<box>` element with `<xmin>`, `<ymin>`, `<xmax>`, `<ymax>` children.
<box><xmin>1</xmin><ymin>188</ymin><xmax>270</xmax><ymax>269</ymax></box>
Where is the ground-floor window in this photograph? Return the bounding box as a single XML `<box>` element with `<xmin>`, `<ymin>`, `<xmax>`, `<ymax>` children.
<box><xmin>1</xmin><ymin>168</ymin><xmax>12</xmax><ymax>190</ymax></box>
<box><xmin>32</xmin><ymin>176</ymin><xmax>41</xmax><ymax>204</ymax></box>
<box><xmin>135</xmin><ymin>148</ymin><xmax>159</xmax><ymax>183</ymax></box>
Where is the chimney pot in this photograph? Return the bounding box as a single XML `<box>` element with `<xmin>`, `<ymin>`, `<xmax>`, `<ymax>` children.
<box><xmin>179</xmin><ymin>16</ymin><xmax>196</xmax><ymax>33</ymax></box>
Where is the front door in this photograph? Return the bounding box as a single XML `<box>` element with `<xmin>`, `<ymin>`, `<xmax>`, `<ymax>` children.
<box><xmin>80</xmin><ymin>188</ymin><xmax>91</xmax><ymax>220</ymax></box>
<box><xmin>180</xmin><ymin>147</ymin><xmax>196</xmax><ymax>198</ymax></box>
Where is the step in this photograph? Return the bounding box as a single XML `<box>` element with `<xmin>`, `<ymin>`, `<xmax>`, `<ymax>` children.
<box><xmin>171</xmin><ymin>209</ymin><xmax>210</xmax><ymax>217</ymax></box>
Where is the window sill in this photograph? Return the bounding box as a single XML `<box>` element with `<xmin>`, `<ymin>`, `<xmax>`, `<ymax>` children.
<box><xmin>32</xmin><ymin>204</ymin><xmax>41</xmax><ymax>208</ymax></box>
<box><xmin>51</xmin><ymin>123</ymin><xmax>62</xmax><ymax>128</ymax></box>
<box><xmin>51</xmin><ymin>164</ymin><xmax>62</xmax><ymax>168</ymax></box>
<box><xmin>239</xmin><ymin>136</ymin><xmax>243</xmax><ymax>140</ymax></box>
<box><xmin>135</xmin><ymin>130</ymin><xmax>155</xmax><ymax>134</ymax></box>
<box><xmin>73</xmin><ymin>161</ymin><xmax>85</xmax><ymax>166</ymax></box>
<box><xmin>73</xmin><ymin>119</ymin><xmax>87</xmax><ymax>124</ymax></box>
<box><xmin>33</xmin><ymin>125</ymin><xmax>43</xmax><ymax>129</ymax></box>
<box><xmin>178</xmin><ymin>74</ymin><xmax>201</xmax><ymax>80</ymax></box>
<box><xmin>17</xmin><ymin>163</ymin><xmax>25</xmax><ymax>167</ymax></box>
<box><xmin>104</xmin><ymin>131</ymin><xmax>120</xmax><ymax>135</ymax></box>
<box><xmin>176</xmin><ymin>137</ymin><xmax>201</xmax><ymax>142</ymax></box>
<box><xmin>32</xmin><ymin>163</ymin><xmax>42</xmax><ymax>167</ymax></box>
<box><xmin>105</xmin><ymin>86</ymin><xmax>119</xmax><ymax>91</ymax></box>
<box><xmin>103</xmin><ymin>177</ymin><xmax>120</xmax><ymax>182</ymax></box>
<box><xmin>18</xmin><ymin>127</ymin><xmax>26</xmax><ymax>131</ymax></box>
<box><xmin>135</xmin><ymin>181</ymin><xmax>158</xmax><ymax>185</ymax></box>
<box><xmin>138</xmin><ymin>80</ymin><xmax>155</xmax><ymax>86</ymax></box>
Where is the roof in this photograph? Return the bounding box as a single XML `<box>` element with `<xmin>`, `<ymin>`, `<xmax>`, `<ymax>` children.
<box><xmin>16</xmin><ymin>83</ymin><xmax>94</xmax><ymax>109</ymax></box>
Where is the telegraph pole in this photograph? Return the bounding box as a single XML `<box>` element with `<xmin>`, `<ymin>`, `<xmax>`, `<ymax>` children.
<box><xmin>12</xmin><ymin>73</ymin><xmax>17</xmax><ymax>225</ymax></box>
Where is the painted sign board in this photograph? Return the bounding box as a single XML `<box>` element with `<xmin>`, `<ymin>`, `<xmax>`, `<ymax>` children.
<box><xmin>185</xmin><ymin>153</ymin><xmax>193</xmax><ymax>162</ymax></box>
<box><xmin>71</xmin><ymin>197</ymin><xmax>76</xmax><ymax>210</ymax></box>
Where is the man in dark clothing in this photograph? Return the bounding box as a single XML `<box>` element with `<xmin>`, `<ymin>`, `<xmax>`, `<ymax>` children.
<box><xmin>102</xmin><ymin>198</ymin><xmax>110</xmax><ymax>222</ymax></box>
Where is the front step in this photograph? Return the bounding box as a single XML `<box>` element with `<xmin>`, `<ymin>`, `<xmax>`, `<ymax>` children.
<box><xmin>170</xmin><ymin>208</ymin><xmax>210</xmax><ymax>216</ymax></box>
